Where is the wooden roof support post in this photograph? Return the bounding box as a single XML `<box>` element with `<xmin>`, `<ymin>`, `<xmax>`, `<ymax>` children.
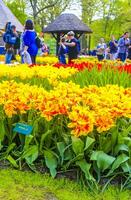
<box><xmin>51</xmin><ymin>33</ymin><xmax>57</xmax><ymax>40</ymax></box>
<box><xmin>56</xmin><ymin>33</ymin><xmax>60</xmax><ymax>56</ymax></box>
<box><xmin>51</xmin><ymin>33</ymin><xmax>60</xmax><ymax>55</ymax></box>
<box><xmin>76</xmin><ymin>33</ymin><xmax>83</xmax><ymax>39</ymax></box>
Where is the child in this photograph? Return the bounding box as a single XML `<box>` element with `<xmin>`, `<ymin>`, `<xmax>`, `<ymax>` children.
<box><xmin>41</xmin><ymin>43</ymin><xmax>49</xmax><ymax>56</ymax></box>
<box><xmin>58</xmin><ymin>37</ymin><xmax>67</xmax><ymax>64</ymax></box>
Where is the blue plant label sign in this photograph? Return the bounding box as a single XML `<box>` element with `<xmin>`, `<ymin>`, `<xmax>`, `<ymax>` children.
<box><xmin>13</xmin><ymin>123</ymin><xmax>33</xmax><ymax>135</ymax></box>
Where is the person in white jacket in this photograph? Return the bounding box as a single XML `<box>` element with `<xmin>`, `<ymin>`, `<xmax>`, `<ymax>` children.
<box><xmin>96</xmin><ymin>38</ymin><xmax>107</xmax><ymax>61</ymax></box>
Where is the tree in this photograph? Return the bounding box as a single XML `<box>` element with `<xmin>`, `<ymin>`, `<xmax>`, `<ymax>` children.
<box><xmin>81</xmin><ymin>0</ymin><xmax>131</xmax><ymax>48</ymax></box>
<box><xmin>81</xmin><ymin>0</ymin><xmax>101</xmax><ymax>49</ymax></box>
<box><xmin>35</xmin><ymin>0</ymin><xmax>70</xmax><ymax>31</ymax></box>
<box><xmin>81</xmin><ymin>0</ymin><xmax>101</xmax><ymax>25</ymax></box>
<box><xmin>4</xmin><ymin>0</ymin><xmax>28</xmax><ymax>25</ymax></box>
<box><xmin>27</xmin><ymin>0</ymin><xmax>70</xmax><ymax>24</ymax></box>
<box><xmin>5</xmin><ymin>0</ymin><xmax>70</xmax><ymax>31</ymax></box>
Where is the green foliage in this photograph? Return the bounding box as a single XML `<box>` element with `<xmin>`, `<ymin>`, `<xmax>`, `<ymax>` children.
<box><xmin>107</xmin><ymin>154</ymin><xmax>130</xmax><ymax>176</ymax></box>
<box><xmin>44</xmin><ymin>35</ymin><xmax>56</xmax><ymax>55</ymax></box>
<box><xmin>36</xmin><ymin>0</ymin><xmax>70</xmax><ymax>26</ymax></box>
<box><xmin>0</xmin><ymin>111</ymin><xmax>130</xmax><ymax>191</ymax></box>
<box><xmin>68</xmin><ymin>66</ymin><xmax>131</xmax><ymax>88</ymax></box>
<box><xmin>5</xmin><ymin>0</ymin><xmax>28</xmax><ymax>25</ymax></box>
<box><xmin>57</xmin><ymin>141</ymin><xmax>66</xmax><ymax>165</ymax></box>
<box><xmin>72</xmin><ymin>136</ymin><xmax>84</xmax><ymax>156</ymax></box>
<box><xmin>44</xmin><ymin>150</ymin><xmax>58</xmax><ymax>178</ymax></box>
<box><xmin>21</xmin><ymin>145</ymin><xmax>39</xmax><ymax>165</ymax></box>
<box><xmin>81</xmin><ymin>0</ymin><xmax>131</xmax><ymax>48</ymax></box>
<box><xmin>6</xmin><ymin>155</ymin><xmax>19</xmax><ymax>168</ymax></box>
<box><xmin>91</xmin><ymin>151</ymin><xmax>115</xmax><ymax>172</ymax></box>
<box><xmin>76</xmin><ymin>159</ymin><xmax>94</xmax><ymax>181</ymax></box>
<box><xmin>84</xmin><ymin>136</ymin><xmax>95</xmax><ymax>151</ymax></box>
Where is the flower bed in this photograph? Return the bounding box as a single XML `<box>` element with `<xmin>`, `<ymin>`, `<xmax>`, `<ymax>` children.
<box><xmin>0</xmin><ymin>56</ymin><xmax>130</xmax><ymax>189</ymax></box>
<box><xmin>0</xmin><ymin>58</ymin><xmax>130</xmax><ymax>88</ymax></box>
<box><xmin>0</xmin><ymin>80</ymin><xmax>130</xmax><ymax>189</ymax></box>
<box><xmin>0</xmin><ymin>80</ymin><xmax>130</xmax><ymax>133</ymax></box>
<box><xmin>54</xmin><ymin>59</ymin><xmax>131</xmax><ymax>74</ymax></box>
<box><xmin>0</xmin><ymin>64</ymin><xmax>77</xmax><ymax>86</ymax></box>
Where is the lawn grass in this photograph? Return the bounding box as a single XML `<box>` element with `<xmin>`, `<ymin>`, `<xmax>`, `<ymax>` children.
<box><xmin>0</xmin><ymin>169</ymin><xmax>130</xmax><ymax>200</ymax></box>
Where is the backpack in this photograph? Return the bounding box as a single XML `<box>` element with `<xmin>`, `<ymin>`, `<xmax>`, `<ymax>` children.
<box><xmin>73</xmin><ymin>38</ymin><xmax>81</xmax><ymax>54</ymax></box>
<box><xmin>76</xmin><ymin>39</ymin><xmax>81</xmax><ymax>53</ymax></box>
<box><xmin>14</xmin><ymin>36</ymin><xmax>20</xmax><ymax>49</ymax></box>
<box><xmin>35</xmin><ymin>36</ymin><xmax>42</xmax><ymax>48</ymax></box>
<box><xmin>3</xmin><ymin>32</ymin><xmax>16</xmax><ymax>45</ymax></box>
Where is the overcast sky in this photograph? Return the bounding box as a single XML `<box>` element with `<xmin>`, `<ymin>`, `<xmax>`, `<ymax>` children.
<box><xmin>62</xmin><ymin>0</ymin><xmax>82</xmax><ymax>19</ymax></box>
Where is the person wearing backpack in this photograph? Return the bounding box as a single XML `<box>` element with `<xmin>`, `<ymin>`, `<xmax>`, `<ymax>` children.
<box><xmin>23</xmin><ymin>19</ymin><xmax>38</xmax><ymax>64</ymax></box>
<box><xmin>11</xmin><ymin>25</ymin><xmax>19</xmax><ymax>61</ymax></box>
<box><xmin>64</xmin><ymin>31</ymin><xmax>78</xmax><ymax>64</ymax></box>
<box><xmin>3</xmin><ymin>22</ymin><xmax>17</xmax><ymax>64</ymax></box>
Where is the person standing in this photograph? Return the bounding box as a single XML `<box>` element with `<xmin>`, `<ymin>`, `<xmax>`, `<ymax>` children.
<box><xmin>118</xmin><ymin>32</ymin><xmax>130</xmax><ymax>62</ymax></box>
<box><xmin>64</xmin><ymin>31</ymin><xmax>78</xmax><ymax>64</ymax></box>
<box><xmin>20</xmin><ymin>27</ymin><xmax>25</xmax><ymax>63</ymax></box>
<box><xmin>109</xmin><ymin>35</ymin><xmax>118</xmax><ymax>60</ymax></box>
<box><xmin>11</xmin><ymin>25</ymin><xmax>19</xmax><ymax>61</ymax></box>
<box><xmin>23</xmin><ymin>19</ymin><xmax>38</xmax><ymax>64</ymax></box>
<box><xmin>96</xmin><ymin>38</ymin><xmax>107</xmax><ymax>61</ymax></box>
<box><xmin>58</xmin><ymin>37</ymin><xmax>67</xmax><ymax>64</ymax></box>
<box><xmin>3</xmin><ymin>22</ymin><xmax>17</xmax><ymax>64</ymax></box>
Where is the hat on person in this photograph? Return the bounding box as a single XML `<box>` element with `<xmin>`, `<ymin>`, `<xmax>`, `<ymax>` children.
<box><xmin>25</xmin><ymin>19</ymin><xmax>34</xmax><ymax>30</ymax></box>
<box><xmin>67</xmin><ymin>31</ymin><xmax>75</xmax><ymax>36</ymax></box>
<box><xmin>25</xmin><ymin>19</ymin><xmax>33</xmax><ymax>24</ymax></box>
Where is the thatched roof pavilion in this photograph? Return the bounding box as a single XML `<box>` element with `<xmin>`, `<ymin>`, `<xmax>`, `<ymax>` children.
<box><xmin>0</xmin><ymin>0</ymin><xmax>23</xmax><ymax>32</ymax></box>
<box><xmin>43</xmin><ymin>13</ymin><xmax>92</xmax><ymax>54</ymax></box>
<box><xmin>43</xmin><ymin>13</ymin><xmax>92</xmax><ymax>35</ymax></box>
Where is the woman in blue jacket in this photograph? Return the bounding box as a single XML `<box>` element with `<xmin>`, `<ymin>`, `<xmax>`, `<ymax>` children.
<box><xmin>23</xmin><ymin>19</ymin><xmax>38</xmax><ymax>64</ymax></box>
